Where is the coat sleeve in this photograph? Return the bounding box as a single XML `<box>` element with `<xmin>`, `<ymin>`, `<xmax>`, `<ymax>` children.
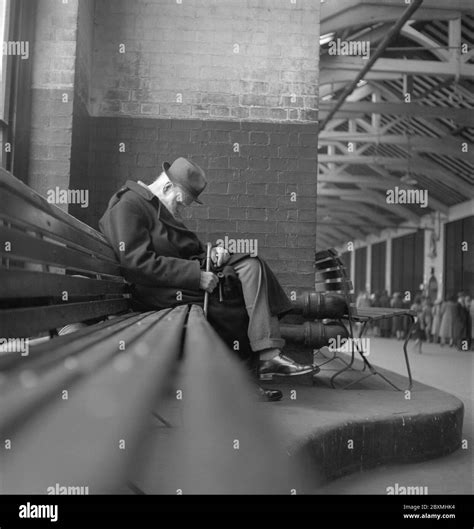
<box><xmin>104</xmin><ymin>200</ymin><xmax>202</xmax><ymax>290</ymax></box>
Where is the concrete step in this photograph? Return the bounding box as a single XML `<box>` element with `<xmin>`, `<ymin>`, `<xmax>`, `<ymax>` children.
<box><xmin>264</xmin><ymin>352</ymin><xmax>464</xmax><ymax>489</ymax></box>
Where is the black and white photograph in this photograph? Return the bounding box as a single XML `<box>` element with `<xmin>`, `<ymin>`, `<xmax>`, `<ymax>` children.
<box><xmin>0</xmin><ymin>0</ymin><xmax>473</xmax><ymax>527</ymax></box>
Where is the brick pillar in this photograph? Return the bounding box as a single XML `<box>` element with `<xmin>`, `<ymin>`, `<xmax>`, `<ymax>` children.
<box><xmin>28</xmin><ymin>0</ymin><xmax>80</xmax><ymax>203</ymax></box>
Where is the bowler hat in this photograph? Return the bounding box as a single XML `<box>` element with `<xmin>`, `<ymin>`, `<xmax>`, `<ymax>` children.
<box><xmin>162</xmin><ymin>157</ymin><xmax>207</xmax><ymax>204</ymax></box>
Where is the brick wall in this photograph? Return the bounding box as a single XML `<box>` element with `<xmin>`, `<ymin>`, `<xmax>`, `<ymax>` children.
<box><xmin>87</xmin><ymin>0</ymin><xmax>320</xmax><ymax>291</ymax></box>
<box><xmin>25</xmin><ymin>0</ymin><xmax>320</xmax><ymax>291</ymax></box>
<box><xmin>92</xmin><ymin>0</ymin><xmax>319</xmax><ymax>123</ymax></box>
<box><xmin>88</xmin><ymin>116</ymin><xmax>317</xmax><ymax>287</ymax></box>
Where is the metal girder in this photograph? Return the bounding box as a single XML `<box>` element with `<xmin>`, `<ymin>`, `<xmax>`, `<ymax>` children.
<box><xmin>319</xmin><ymin>132</ymin><xmax>474</xmax><ymax>162</ymax></box>
<box><xmin>318</xmin><ymin>200</ymin><xmax>397</xmax><ymax>226</ymax></box>
<box><xmin>321</xmin><ymin>56</ymin><xmax>474</xmax><ymax>79</ymax></box>
<box><xmin>319</xmin><ymin>101</ymin><xmax>474</xmax><ymax>127</ymax></box>
<box><xmin>317</xmin><ymin>206</ymin><xmax>385</xmax><ymax>227</ymax></box>
<box><xmin>318</xmin><ymin>161</ymin><xmax>451</xmax><ymax>214</ymax></box>
<box><xmin>318</xmin><ymin>153</ymin><xmax>472</xmax><ymax>179</ymax></box>
<box><xmin>338</xmin><ymin>194</ymin><xmax>422</xmax><ymax>224</ymax></box>
<box><xmin>401</xmin><ymin>23</ymin><xmax>450</xmax><ymax>62</ymax></box>
<box><xmin>367</xmin><ymin>159</ymin><xmax>474</xmax><ymax>198</ymax></box>
<box><xmin>321</xmin><ymin>187</ymin><xmax>424</xmax><ymax>223</ymax></box>
<box><xmin>321</xmin><ymin>69</ymin><xmax>402</xmax><ymax>86</ymax></box>
<box><xmin>321</xmin><ymin>0</ymin><xmax>474</xmax><ymax>35</ymax></box>
<box><xmin>318</xmin><ymin>174</ymin><xmax>395</xmax><ymax>188</ymax></box>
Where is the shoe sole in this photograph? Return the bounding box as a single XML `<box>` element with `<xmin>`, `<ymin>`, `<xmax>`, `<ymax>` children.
<box><xmin>260</xmin><ymin>366</ymin><xmax>317</xmax><ymax>379</ymax></box>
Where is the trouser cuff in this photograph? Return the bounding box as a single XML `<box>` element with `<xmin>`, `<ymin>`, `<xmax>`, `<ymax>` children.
<box><xmin>250</xmin><ymin>337</ymin><xmax>285</xmax><ymax>352</ymax></box>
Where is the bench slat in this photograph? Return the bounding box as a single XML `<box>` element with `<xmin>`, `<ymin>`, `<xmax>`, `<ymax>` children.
<box><xmin>315</xmin><ymin>248</ymin><xmax>338</xmax><ymax>262</ymax></box>
<box><xmin>315</xmin><ymin>280</ymin><xmax>353</xmax><ymax>292</ymax></box>
<box><xmin>0</xmin><ymin>299</ymin><xmax>130</xmax><ymax>338</ymax></box>
<box><xmin>0</xmin><ymin>306</ymin><xmax>188</xmax><ymax>493</ymax></box>
<box><xmin>0</xmin><ymin>312</ymin><xmax>143</xmax><ymax>372</ymax></box>
<box><xmin>315</xmin><ymin>257</ymin><xmax>344</xmax><ymax>271</ymax></box>
<box><xmin>315</xmin><ymin>269</ymin><xmax>344</xmax><ymax>281</ymax></box>
<box><xmin>132</xmin><ymin>305</ymin><xmax>297</xmax><ymax>494</ymax></box>
<box><xmin>0</xmin><ymin>188</ymin><xmax>116</xmax><ymax>261</ymax></box>
<box><xmin>0</xmin><ymin>270</ymin><xmax>128</xmax><ymax>300</ymax></box>
<box><xmin>0</xmin><ymin>226</ymin><xmax>123</xmax><ymax>277</ymax></box>
<box><xmin>0</xmin><ymin>168</ymin><xmax>112</xmax><ymax>253</ymax></box>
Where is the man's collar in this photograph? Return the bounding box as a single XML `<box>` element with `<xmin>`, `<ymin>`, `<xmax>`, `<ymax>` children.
<box><xmin>125</xmin><ymin>180</ymin><xmax>157</xmax><ymax>201</ymax></box>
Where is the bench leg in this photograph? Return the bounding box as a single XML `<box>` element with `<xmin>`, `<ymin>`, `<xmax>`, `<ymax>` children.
<box><xmin>330</xmin><ymin>318</ymin><xmax>414</xmax><ymax>392</ymax></box>
<box><xmin>403</xmin><ymin>317</ymin><xmax>415</xmax><ymax>391</ymax></box>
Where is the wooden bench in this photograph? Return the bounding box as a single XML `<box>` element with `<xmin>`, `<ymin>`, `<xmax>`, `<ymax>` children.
<box><xmin>313</xmin><ymin>248</ymin><xmax>416</xmax><ymax>391</ymax></box>
<box><xmin>0</xmin><ymin>169</ymin><xmax>297</xmax><ymax>494</ymax></box>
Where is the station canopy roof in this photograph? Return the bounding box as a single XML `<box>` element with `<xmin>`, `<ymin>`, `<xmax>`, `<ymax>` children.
<box><xmin>317</xmin><ymin>0</ymin><xmax>474</xmax><ymax>250</ymax></box>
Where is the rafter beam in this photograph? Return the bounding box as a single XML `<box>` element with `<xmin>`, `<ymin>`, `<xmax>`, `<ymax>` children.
<box><xmin>400</xmin><ymin>23</ymin><xmax>451</xmax><ymax>62</ymax></box>
<box><xmin>318</xmin><ymin>206</ymin><xmax>384</xmax><ymax>226</ymax></box>
<box><xmin>319</xmin><ymin>132</ymin><xmax>474</xmax><ymax>162</ymax></box>
<box><xmin>321</xmin><ymin>56</ymin><xmax>474</xmax><ymax>80</ymax></box>
<box><xmin>318</xmin><ymin>154</ymin><xmax>474</xmax><ymax>183</ymax></box>
<box><xmin>319</xmin><ymin>190</ymin><xmax>423</xmax><ymax>223</ymax></box>
<box><xmin>321</xmin><ymin>0</ymin><xmax>474</xmax><ymax>35</ymax></box>
<box><xmin>318</xmin><ymin>200</ymin><xmax>398</xmax><ymax>226</ymax></box>
<box><xmin>319</xmin><ymin>101</ymin><xmax>474</xmax><ymax>127</ymax></box>
<box><xmin>318</xmin><ymin>222</ymin><xmax>368</xmax><ymax>241</ymax></box>
<box><xmin>321</xmin><ymin>70</ymin><xmax>401</xmax><ymax>86</ymax></box>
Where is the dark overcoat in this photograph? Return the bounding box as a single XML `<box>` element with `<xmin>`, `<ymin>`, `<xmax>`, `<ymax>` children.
<box><xmin>98</xmin><ymin>181</ymin><xmax>292</xmax><ymax>361</ymax></box>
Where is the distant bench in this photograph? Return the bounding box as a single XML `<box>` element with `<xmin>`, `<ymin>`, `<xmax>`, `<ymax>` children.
<box><xmin>0</xmin><ymin>169</ymin><xmax>295</xmax><ymax>494</ymax></box>
<box><xmin>314</xmin><ymin>248</ymin><xmax>416</xmax><ymax>390</ymax></box>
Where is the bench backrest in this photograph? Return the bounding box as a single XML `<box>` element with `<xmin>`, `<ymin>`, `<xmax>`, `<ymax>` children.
<box><xmin>315</xmin><ymin>248</ymin><xmax>353</xmax><ymax>295</ymax></box>
<box><xmin>315</xmin><ymin>247</ymin><xmax>355</xmax><ymax>322</ymax></box>
<box><xmin>0</xmin><ymin>169</ymin><xmax>130</xmax><ymax>338</ymax></box>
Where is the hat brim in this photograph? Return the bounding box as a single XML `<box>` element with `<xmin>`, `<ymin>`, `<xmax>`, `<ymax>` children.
<box><xmin>162</xmin><ymin>162</ymin><xmax>203</xmax><ymax>204</ymax></box>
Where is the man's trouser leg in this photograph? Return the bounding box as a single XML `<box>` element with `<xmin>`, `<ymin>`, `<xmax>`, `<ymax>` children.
<box><xmin>231</xmin><ymin>257</ymin><xmax>285</xmax><ymax>352</ymax></box>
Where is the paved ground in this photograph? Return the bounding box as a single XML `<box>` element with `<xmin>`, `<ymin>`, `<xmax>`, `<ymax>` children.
<box><xmin>314</xmin><ymin>336</ymin><xmax>473</xmax><ymax>495</ymax></box>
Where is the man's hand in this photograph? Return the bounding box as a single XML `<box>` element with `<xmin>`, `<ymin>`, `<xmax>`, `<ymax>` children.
<box><xmin>211</xmin><ymin>246</ymin><xmax>231</xmax><ymax>267</ymax></box>
<box><xmin>200</xmin><ymin>271</ymin><xmax>219</xmax><ymax>293</ymax></box>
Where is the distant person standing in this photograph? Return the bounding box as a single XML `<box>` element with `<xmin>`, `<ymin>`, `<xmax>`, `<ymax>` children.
<box><xmin>431</xmin><ymin>299</ymin><xmax>443</xmax><ymax>344</ymax></box>
<box><xmin>453</xmin><ymin>293</ymin><xmax>471</xmax><ymax>351</ymax></box>
<box><xmin>410</xmin><ymin>295</ymin><xmax>425</xmax><ymax>354</ymax></box>
<box><xmin>439</xmin><ymin>295</ymin><xmax>458</xmax><ymax>347</ymax></box>
<box><xmin>467</xmin><ymin>294</ymin><xmax>474</xmax><ymax>351</ymax></box>
<box><xmin>422</xmin><ymin>298</ymin><xmax>433</xmax><ymax>343</ymax></box>
<box><xmin>391</xmin><ymin>292</ymin><xmax>405</xmax><ymax>340</ymax></box>
<box><xmin>379</xmin><ymin>290</ymin><xmax>391</xmax><ymax>338</ymax></box>
<box><xmin>370</xmin><ymin>291</ymin><xmax>381</xmax><ymax>336</ymax></box>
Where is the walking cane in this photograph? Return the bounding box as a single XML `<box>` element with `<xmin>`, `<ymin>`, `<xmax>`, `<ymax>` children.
<box><xmin>203</xmin><ymin>242</ymin><xmax>212</xmax><ymax>319</ymax></box>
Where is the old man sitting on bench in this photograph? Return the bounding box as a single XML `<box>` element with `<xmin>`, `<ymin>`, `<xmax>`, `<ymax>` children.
<box><xmin>99</xmin><ymin>157</ymin><xmax>316</xmax><ymax>402</ymax></box>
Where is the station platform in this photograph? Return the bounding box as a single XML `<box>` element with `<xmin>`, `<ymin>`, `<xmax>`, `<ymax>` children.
<box><xmin>268</xmin><ymin>351</ymin><xmax>464</xmax><ymax>489</ymax></box>
<box><xmin>128</xmin><ymin>344</ymin><xmax>464</xmax><ymax>494</ymax></box>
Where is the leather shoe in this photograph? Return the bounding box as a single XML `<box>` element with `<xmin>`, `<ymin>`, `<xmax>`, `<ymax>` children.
<box><xmin>260</xmin><ymin>354</ymin><xmax>316</xmax><ymax>377</ymax></box>
<box><xmin>257</xmin><ymin>386</ymin><xmax>283</xmax><ymax>402</ymax></box>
